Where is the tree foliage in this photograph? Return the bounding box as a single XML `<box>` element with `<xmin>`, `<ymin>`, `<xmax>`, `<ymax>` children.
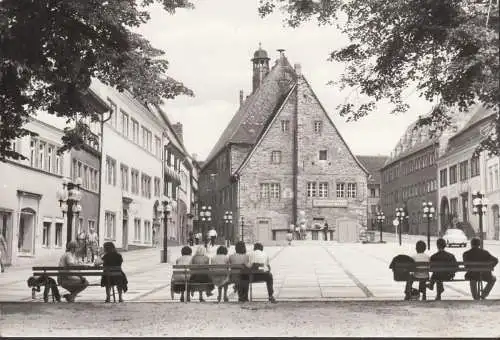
<box><xmin>0</xmin><ymin>0</ymin><xmax>194</xmax><ymax>161</ymax></box>
<box><xmin>259</xmin><ymin>0</ymin><xmax>499</xmax><ymax>155</ymax></box>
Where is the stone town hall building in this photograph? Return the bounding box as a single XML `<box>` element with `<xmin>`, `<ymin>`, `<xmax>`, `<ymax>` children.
<box><xmin>199</xmin><ymin>46</ymin><xmax>368</xmax><ymax>244</ymax></box>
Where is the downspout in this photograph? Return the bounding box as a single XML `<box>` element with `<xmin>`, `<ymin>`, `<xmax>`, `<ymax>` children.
<box><xmin>292</xmin><ymin>88</ymin><xmax>298</xmax><ymax>230</ymax></box>
<box><xmin>97</xmin><ymin>111</ymin><xmax>112</xmax><ymax>245</ymax></box>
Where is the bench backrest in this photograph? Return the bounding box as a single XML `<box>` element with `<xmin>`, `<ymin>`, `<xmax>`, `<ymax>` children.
<box><xmin>32</xmin><ymin>266</ymin><xmax>122</xmax><ymax>277</ymax></box>
<box><xmin>393</xmin><ymin>261</ymin><xmax>495</xmax><ymax>272</ymax></box>
<box><xmin>172</xmin><ymin>263</ymin><xmax>263</xmax><ymax>275</ymax></box>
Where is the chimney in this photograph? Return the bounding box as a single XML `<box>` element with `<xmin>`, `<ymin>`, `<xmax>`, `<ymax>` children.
<box><xmin>294</xmin><ymin>63</ymin><xmax>302</xmax><ymax>76</ymax></box>
<box><xmin>239</xmin><ymin>90</ymin><xmax>244</xmax><ymax>107</ymax></box>
<box><xmin>172</xmin><ymin>122</ymin><xmax>183</xmax><ymax>143</ymax></box>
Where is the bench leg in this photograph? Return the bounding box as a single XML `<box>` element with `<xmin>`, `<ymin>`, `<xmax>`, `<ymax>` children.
<box><xmin>249</xmin><ymin>274</ymin><xmax>253</xmax><ymax>302</ymax></box>
<box><xmin>112</xmin><ymin>286</ymin><xmax>116</xmax><ymax>303</ymax></box>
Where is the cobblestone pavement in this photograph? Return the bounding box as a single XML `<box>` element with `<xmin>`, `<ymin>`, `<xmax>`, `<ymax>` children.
<box><xmin>1</xmin><ymin>301</ymin><xmax>499</xmax><ymax>337</ymax></box>
<box><xmin>1</xmin><ymin>239</ymin><xmax>500</xmax><ymax>302</ymax></box>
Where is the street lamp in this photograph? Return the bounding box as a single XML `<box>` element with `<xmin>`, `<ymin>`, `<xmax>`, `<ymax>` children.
<box><xmin>157</xmin><ymin>199</ymin><xmax>172</xmax><ymax>263</ymax></box>
<box><xmin>472</xmin><ymin>191</ymin><xmax>488</xmax><ymax>249</ymax></box>
<box><xmin>376</xmin><ymin>211</ymin><xmax>385</xmax><ymax>243</ymax></box>
<box><xmin>199</xmin><ymin>205</ymin><xmax>212</xmax><ymax>241</ymax></box>
<box><xmin>223</xmin><ymin>211</ymin><xmax>233</xmax><ymax>247</ymax></box>
<box><xmin>422</xmin><ymin>201</ymin><xmax>435</xmax><ymax>250</ymax></box>
<box><xmin>395</xmin><ymin>207</ymin><xmax>406</xmax><ymax>246</ymax></box>
<box><xmin>57</xmin><ymin>177</ymin><xmax>83</xmax><ymax>245</ymax></box>
<box><xmin>240</xmin><ymin>215</ymin><xmax>244</xmax><ymax>242</ymax></box>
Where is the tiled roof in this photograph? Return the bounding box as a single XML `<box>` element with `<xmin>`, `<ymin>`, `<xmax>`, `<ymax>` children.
<box><xmin>356</xmin><ymin>155</ymin><xmax>389</xmax><ymax>182</ymax></box>
<box><xmin>450</xmin><ymin>104</ymin><xmax>495</xmax><ymax>140</ymax></box>
<box><xmin>203</xmin><ymin>56</ymin><xmax>296</xmax><ymax>167</ymax></box>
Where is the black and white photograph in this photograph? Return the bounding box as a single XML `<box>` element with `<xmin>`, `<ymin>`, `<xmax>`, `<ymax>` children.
<box><xmin>0</xmin><ymin>0</ymin><xmax>499</xmax><ymax>338</ymax></box>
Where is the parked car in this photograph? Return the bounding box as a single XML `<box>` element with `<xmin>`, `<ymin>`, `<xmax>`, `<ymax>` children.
<box><xmin>443</xmin><ymin>228</ymin><xmax>468</xmax><ymax>247</ymax></box>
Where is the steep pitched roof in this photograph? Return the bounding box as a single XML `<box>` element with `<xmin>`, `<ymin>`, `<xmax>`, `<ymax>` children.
<box><xmin>235</xmin><ymin>75</ymin><xmax>369</xmax><ymax>176</ymax></box>
<box><xmin>356</xmin><ymin>155</ymin><xmax>389</xmax><ymax>183</ymax></box>
<box><xmin>203</xmin><ymin>56</ymin><xmax>296</xmax><ymax>168</ymax></box>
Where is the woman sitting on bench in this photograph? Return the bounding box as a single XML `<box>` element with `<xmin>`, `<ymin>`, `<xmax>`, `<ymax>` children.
<box><xmin>58</xmin><ymin>241</ymin><xmax>89</xmax><ymax>303</ymax></box>
<box><xmin>189</xmin><ymin>246</ymin><xmax>214</xmax><ymax>302</ymax></box>
<box><xmin>100</xmin><ymin>241</ymin><xmax>128</xmax><ymax>303</ymax></box>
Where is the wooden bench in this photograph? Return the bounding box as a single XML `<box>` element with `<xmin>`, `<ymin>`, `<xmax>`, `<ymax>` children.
<box><xmin>392</xmin><ymin>261</ymin><xmax>496</xmax><ymax>299</ymax></box>
<box><xmin>171</xmin><ymin>264</ymin><xmax>267</xmax><ymax>302</ymax></box>
<box><xmin>31</xmin><ymin>265</ymin><xmax>123</xmax><ymax>302</ymax></box>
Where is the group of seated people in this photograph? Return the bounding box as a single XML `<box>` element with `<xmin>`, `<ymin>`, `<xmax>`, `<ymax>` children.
<box><xmin>391</xmin><ymin>237</ymin><xmax>498</xmax><ymax>301</ymax></box>
<box><xmin>172</xmin><ymin>241</ymin><xmax>276</xmax><ymax>303</ymax></box>
<box><xmin>28</xmin><ymin>241</ymin><xmax>128</xmax><ymax>303</ymax></box>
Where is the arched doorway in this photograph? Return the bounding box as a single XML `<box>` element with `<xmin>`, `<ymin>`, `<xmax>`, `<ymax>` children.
<box><xmin>492</xmin><ymin>204</ymin><xmax>499</xmax><ymax>240</ymax></box>
<box><xmin>440</xmin><ymin>196</ymin><xmax>450</xmax><ymax>236</ymax></box>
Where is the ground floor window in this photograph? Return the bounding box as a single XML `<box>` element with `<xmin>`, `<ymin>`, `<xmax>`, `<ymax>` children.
<box><xmin>144</xmin><ymin>220</ymin><xmax>151</xmax><ymax>242</ymax></box>
<box><xmin>42</xmin><ymin>222</ymin><xmax>51</xmax><ymax>247</ymax></box>
<box><xmin>55</xmin><ymin>223</ymin><xmax>63</xmax><ymax>247</ymax></box>
<box><xmin>134</xmin><ymin>218</ymin><xmax>141</xmax><ymax>242</ymax></box>
<box><xmin>105</xmin><ymin>212</ymin><xmax>116</xmax><ymax>240</ymax></box>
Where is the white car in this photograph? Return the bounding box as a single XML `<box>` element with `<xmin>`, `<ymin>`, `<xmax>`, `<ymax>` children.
<box><xmin>443</xmin><ymin>229</ymin><xmax>468</xmax><ymax>247</ymax></box>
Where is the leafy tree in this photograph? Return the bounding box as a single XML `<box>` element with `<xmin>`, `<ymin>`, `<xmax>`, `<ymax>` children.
<box><xmin>0</xmin><ymin>0</ymin><xmax>194</xmax><ymax>161</ymax></box>
<box><xmin>258</xmin><ymin>0</ymin><xmax>499</xmax><ymax>155</ymax></box>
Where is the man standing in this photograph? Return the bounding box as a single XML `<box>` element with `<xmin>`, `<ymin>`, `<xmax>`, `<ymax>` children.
<box><xmin>208</xmin><ymin>226</ymin><xmax>217</xmax><ymax>247</ymax></box>
<box><xmin>246</xmin><ymin>243</ymin><xmax>276</xmax><ymax>303</ymax></box>
<box><xmin>427</xmin><ymin>238</ymin><xmax>458</xmax><ymax>300</ymax></box>
<box><xmin>86</xmin><ymin>227</ymin><xmax>99</xmax><ymax>264</ymax></box>
<box><xmin>323</xmin><ymin>222</ymin><xmax>329</xmax><ymax>241</ymax></box>
<box><xmin>463</xmin><ymin>238</ymin><xmax>498</xmax><ymax>300</ymax></box>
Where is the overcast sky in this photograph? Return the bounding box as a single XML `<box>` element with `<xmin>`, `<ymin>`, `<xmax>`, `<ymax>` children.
<box><xmin>135</xmin><ymin>0</ymin><xmax>435</xmax><ymax>161</ymax></box>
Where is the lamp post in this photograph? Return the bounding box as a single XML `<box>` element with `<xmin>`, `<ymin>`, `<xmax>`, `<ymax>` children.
<box><xmin>376</xmin><ymin>211</ymin><xmax>385</xmax><ymax>243</ymax></box>
<box><xmin>395</xmin><ymin>207</ymin><xmax>406</xmax><ymax>246</ymax></box>
<box><xmin>57</xmin><ymin>177</ymin><xmax>83</xmax><ymax>245</ymax></box>
<box><xmin>199</xmin><ymin>205</ymin><xmax>212</xmax><ymax>241</ymax></box>
<box><xmin>472</xmin><ymin>191</ymin><xmax>488</xmax><ymax>249</ymax></box>
<box><xmin>158</xmin><ymin>199</ymin><xmax>172</xmax><ymax>263</ymax></box>
<box><xmin>422</xmin><ymin>201</ymin><xmax>435</xmax><ymax>250</ymax></box>
<box><xmin>240</xmin><ymin>216</ymin><xmax>244</xmax><ymax>242</ymax></box>
<box><xmin>223</xmin><ymin>211</ymin><xmax>233</xmax><ymax>247</ymax></box>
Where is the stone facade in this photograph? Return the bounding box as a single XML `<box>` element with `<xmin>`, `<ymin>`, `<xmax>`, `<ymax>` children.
<box><xmin>200</xmin><ymin>48</ymin><xmax>368</xmax><ymax>244</ymax></box>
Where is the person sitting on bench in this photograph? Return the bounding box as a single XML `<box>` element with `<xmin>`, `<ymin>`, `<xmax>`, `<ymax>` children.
<box><xmin>58</xmin><ymin>241</ymin><xmax>89</xmax><ymax>303</ymax></box>
<box><xmin>427</xmin><ymin>238</ymin><xmax>457</xmax><ymax>300</ymax></box>
<box><xmin>246</xmin><ymin>243</ymin><xmax>276</xmax><ymax>303</ymax></box>
<box><xmin>405</xmin><ymin>240</ymin><xmax>429</xmax><ymax>301</ymax></box>
<box><xmin>463</xmin><ymin>238</ymin><xmax>498</xmax><ymax>300</ymax></box>
<box><xmin>100</xmin><ymin>241</ymin><xmax>128</xmax><ymax>303</ymax></box>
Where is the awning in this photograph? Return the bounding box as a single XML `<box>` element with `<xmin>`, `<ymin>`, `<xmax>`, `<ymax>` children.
<box><xmin>165</xmin><ymin>165</ymin><xmax>181</xmax><ymax>184</ymax></box>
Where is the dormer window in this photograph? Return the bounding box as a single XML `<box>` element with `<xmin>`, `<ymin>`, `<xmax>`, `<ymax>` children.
<box><xmin>281</xmin><ymin>120</ymin><xmax>290</xmax><ymax>132</ymax></box>
<box><xmin>314</xmin><ymin>121</ymin><xmax>322</xmax><ymax>133</ymax></box>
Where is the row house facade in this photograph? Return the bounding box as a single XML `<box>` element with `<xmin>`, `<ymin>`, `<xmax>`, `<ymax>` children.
<box><xmin>356</xmin><ymin>156</ymin><xmax>389</xmax><ymax>230</ymax></box>
<box><xmin>0</xmin><ymin>91</ymin><xmax>106</xmax><ymax>265</ymax></box>
<box><xmin>438</xmin><ymin>106</ymin><xmax>499</xmax><ymax>240</ymax></box>
<box><xmin>200</xmin><ymin>47</ymin><xmax>368</xmax><ymax>244</ymax></box>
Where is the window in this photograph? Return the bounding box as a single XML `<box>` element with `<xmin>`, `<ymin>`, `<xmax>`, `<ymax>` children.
<box><xmin>260</xmin><ymin>183</ymin><xmax>269</xmax><ymax>199</ymax></box>
<box><xmin>269</xmin><ymin>183</ymin><xmax>280</xmax><ymax>199</ymax></box>
<box><xmin>142</xmin><ymin>126</ymin><xmax>152</xmax><ymax>152</ymax></box>
<box><xmin>144</xmin><ymin>220</ymin><xmax>151</xmax><ymax>242</ymax></box>
<box><xmin>314</xmin><ymin>121</ymin><xmax>322</xmax><ymax>133</ymax></box>
<box><xmin>347</xmin><ymin>183</ymin><xmax>357</xmax><ymax>198</ymax></box>
<box><xmin>449</xmin><ymin>165</ymin><xmax>457</xmax><ymax>184</ymax></box>
<box><xmin>46</xmin><ymin>145</ymin><xmax>53</xmax><ymax>172</ymax></box>
<box><xmin>141</xmin><ymin>174</ymin><xmax>151</xmax><ymax>198</ymax></box>
<box><xmin>88</xmin><ymin>220</ymin><xmax>96</xmax><ymax>234</ymax></box>
<box><xmin>450</xmin><ymin>198</ymin><xmax>458</xmax><ymax>217</ymax></box>
<box><xmin>120</xmin><ymin>164</ymin><xmax>129</xmax><ymax>191</ymax></box>
<box><xmin>55</xmin><ymin>223</ymin><xmax>63</xmax><ymax>247</ymax></box>
<box><xmin>370</xmin><ymin>188</ymin><xmax>376</xmax><ymax>197</ymax></box>
<box><xmin>131</xmin><ymin>169</ymin><xmax>139</xmax><ymax>194</ymax></box>
<box><xmin>271</xmin><ymin>151</ymin><xmax>282</xmax><ymax>164</ymax></box>
<box><xmin>318</xmin><ymin>182</ymin><xmax>329</xmax><ymax>198</ymax></box>
<box><xmin>38</xmin><ymin>142</ymin><xmax>45</xmax><ymax>169</ymax></box>
<box><xmin>107</xmin><ymin>99</ymin><xmax>118</xmax><ymax>128</ymax></box>
<box><xmin>336</xmin><ymin>183</ymin><xmax>345</xmax><ymax>198</ymax></box>
<box><xmin>42</xmin><ymin>222</ymin><xmax>51</xmax><ymax>247</ymax></box>
<box><xmin>131</xmin><ymin>119</ymin><xmax>139</xmax><ymax>143</ymax></box>
<box><xmin>307</xmin><ymin>182</ymin><xmax>317</xmax><ymax>197</ymax></box>
<box><xmin>319</xmin><ymin>150</ymin><xmax>328</xmax><ymax>161</ymax></box>
<box><xmin>55</xmin><ymin>154</ymin><xmax>61</xmax><ymax>175</ymax></box>
<box><xmin>134</xmin><ymin>218</ymin><xmax>141</xmax><ymax>242</ymax></box>
<box><xmin>154</xmin><ymin>177</ymin><xmax>161</xmax><ymax>197</ymax></box>
<box><xmin>440</xmin><ymin>169</ymin><xmax>448</xmax><ymax>188</ymax></box>
<box><xmin>155</xmin><ymin>136</ymin><xmax>161</xmax><ymax>158</ymax></box>
<box><xmin>30</xmin><ymin>139</ymin><xmax>36</xmax><ymax>167</ymax></box>
<box><xmin>470</xmin><ymin>157</ymin><xmax>480</xmax><ymax>177</ymax></box>
<box><xmin>121</xmin><ymin>111</ymin><xmax>129</xmax><ymax>137</ymax></box>
<box><xmin>281</xmin><ymin>120</ymin><xmax>290</xmax><ymax>132</ymax></box>
<box><xmin>459</xmin><ymin>160</ymin><xmax>469</xmax><ymax>181</ymax></box>
<box><xmin>106</xmin><ymin>156</ymin><xmax>116</xmax><ymax>186</ymax></box>
<box><xmin>104</xmin><ymin>212</ymin><xmax>116</xmax><ymax>240</ymax></box>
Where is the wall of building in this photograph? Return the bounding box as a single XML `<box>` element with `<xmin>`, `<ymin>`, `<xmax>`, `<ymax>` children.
<box><xmin>0</xmin><ymin>117</ymin><xmax>71</xmax><ymax>265</ymax></box>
